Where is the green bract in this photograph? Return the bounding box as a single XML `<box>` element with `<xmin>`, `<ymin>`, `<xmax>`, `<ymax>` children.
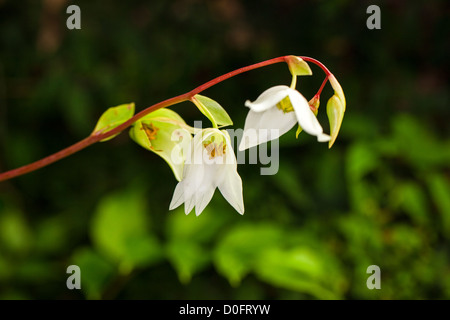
<box><xmin>286</xmin><ymin>56</ymin><xmax>313</xmax><ymax>77</ymax></box>
<box><xmin>92</xmin><ymin>103</ymin><xmax>135</xmax><ymax>142</ymax></box>
<box><xmin>192</xmin><ymin>94</ymin><xmax>233</xmax><ymax>128</ymax></box>
<box><xmin>129</xmin><ymin>108</ymin><xmax>191</xmax><ymax>181</ymax></box>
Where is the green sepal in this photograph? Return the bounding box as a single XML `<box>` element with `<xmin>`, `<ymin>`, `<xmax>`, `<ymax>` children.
<box><xmin>130</xmin><ymin>108</ymin><xmax>191</xmax><ymax>181</ymax></box>
<box><xmin>92</xmin><ymin>103</ymin><xmax>135</xmax><ymax>142</ymax></box>
<box><xmin>286</xmin><ymin>56</ymin><xmax>313</xmax><ymax>77</ymax></box>
<box><xmin>192</xmin><ymin>94</ymin><xmax>233</xmax><ymax>128</ymax></box>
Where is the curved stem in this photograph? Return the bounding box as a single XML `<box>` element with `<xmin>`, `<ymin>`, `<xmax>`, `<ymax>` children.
<box><xmin>315</xmin><ymin>75</ymin><xmax>330</xmax><ymax>98</ymax></box>
<box><xmin>0</xmin><ymin>55</ymin><xmax>330</xmax><ymax>182</ymax></box>
<box><xmin>301</xmin><ymin>56</ymin><xmax>332</xmax><ymax>76</ymax></box>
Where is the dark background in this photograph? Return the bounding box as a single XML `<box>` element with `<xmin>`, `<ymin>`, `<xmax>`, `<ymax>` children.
<box><xmin>0</xmin><ymin>0</ymin><xmax>449</xmax><ymax>299</ymax></box>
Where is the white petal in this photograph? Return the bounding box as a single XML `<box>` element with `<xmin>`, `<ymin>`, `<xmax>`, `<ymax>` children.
<box><xmin>245</xmin><ymin>85</ymin><xmax>290</xmax><ymax>112</ymax></box>
<box><xmin>239</xmin><ymin>110</ymin><xmax>261</xmax><ymax>150</ymax></box>
<box><xmin>289</xmin><ymin>90</ymin><xmax>331</xmax><ymax>142</ymax></box>
<box><xmin>184</xmin><ymin>196</ymin><xmax>195</xmax><ymax>215</ymax></box>
<box><xmin>217</xmin><ymin>167</ymin><xmax>244</xmax><ymax>215</ymax></box>
<box><xmin>180</xmin><ymin>142</ymin><xmax>206</xmax><ymax>215</ymax></box>
<box><xmin>213</xmin><ymin>137</ymin><xmax>244</xmax><ymax>214</ymax></box>
<box><xmin>222</xmin><ymin>130</ymin><xmax>238</xmax><ymax>167</ymax></box>
<box><xmin>239</xmin><ymin>106</ymin><xmax>297</xmax><ymax>150</ymax></box>
<box><xmin>194</xmin><ymin>184</ymin><xmax>215</xmax><ymax>216</ymax></box>
<box><xmin>169</xmin><ymin>181</ymin><xmax>185</xmax><ymax>210</ymax></box>
<box><xmin>317</xmin><ymin>133</ymin><xmax>331</xmax><ymax>142</ymax></box>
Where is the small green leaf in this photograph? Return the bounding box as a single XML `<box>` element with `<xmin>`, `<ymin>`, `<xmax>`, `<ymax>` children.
<box><xmin>427</xmin><ymin>174</ymin><xmax>450</xmax><ymax>236</ymax></box>
<box><xmin>130</xmin><ymin>108</ymin><xmax>192</xmax><ymax>181</ymax></box>
<box><xmin>92</xmin><ymin>103</ymin><xmax>135</xmax><ymax>141</ymax></box>
<box><xmin>0</xmin><ymin>206</ymin><xmax>32</xmax><ymax>255</ymax></box>
<box><xmin>213</xmin><ymin>224</ymin><xmax>283</xmax><ymax>286</ymax></box>
<box><xmin>286</xmin><ymin>56</ymin><xmax>313</xmax><ymax>76</ymax></box>
<box><xmin>397</xmin><ymin>182</ymin><xmax>429</xmax><ymax>226</ymax></box>
<box><xmin>165</xmin><ymin>206</ymin><xmax>229</xmax><ymax>243</ymax></box>
<box><xmin>254</xmin><ymin>247</ymin><xmax>339</xmax><ymax>299</ymax></box>
<box><xmin>90</xmin><ymin>188</ymin><xmax>162</xmax><ymax>272</ymax></box>
<box><xmin>165</xmin><ymin>240</ymin><xmax>210</xmax><ymax>284</ymax></box>
<box><xmin>192</xmin><ymin>94</ymin><xmax>233</xmax><ymax>128</ymax></box>
<box><xmin>346</xmin><ymin>143</ymin><xmax>379</xmax><ymax>182</ymax></box>
<box><xmin>71</xmin><ymin>247</ymin><xmax>116</xmax><ymax>300</ymax></box>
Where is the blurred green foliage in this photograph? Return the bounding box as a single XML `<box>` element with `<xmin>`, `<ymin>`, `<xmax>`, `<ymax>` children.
<box><xmin>0</xmin><ymin>0</ymin><xmax>449</xmax><ymax>299</ymax></box>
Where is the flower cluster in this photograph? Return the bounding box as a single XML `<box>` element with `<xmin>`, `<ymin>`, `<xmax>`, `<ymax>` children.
<box><xmin>0</xmin><ymin>56</ymin><xmax>345</xmax><ymax>198</ymax></box>
<box><xmin>128</xmin><ymin>56</ymin><xmax>346</xmax><ymax>216</ymax></box>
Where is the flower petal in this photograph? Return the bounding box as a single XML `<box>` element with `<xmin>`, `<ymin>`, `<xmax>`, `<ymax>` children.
<box><xmin>239</xmin><ymin>106</ymin><xmax>297</xmax><ymax>150</ymax></box>
<box><xmin>169</xmin><ymin>180</ymin><xmax>185</xmax><ymax>210</ymax></box>
<box><xmin>217</xmin><ymin>133</ymin><xmax>244</xmax><ymax>214</ymax></box>
<box><xmin>169</xmin><ymin>128</ymin><xmax>244</xmax><ymax>216</ymax></box>
<box><xmin>217</xmin><ymin>168</ymin><xmax>244</xmax><ymax>215</ymax></box>
<box><xmin>289</xmin><ymin>89</ymin><xmax>331</xmax><ymax>142</ymax></box>
<box><xmin>194</xmin><ymin>184</ymin><xmax>216</xmax><ymax>216</ymax></box>
<box><xmin>173</xmin><ymin>134</ymin><xmax>207</xmax><ymax>214</ymax></box>
<box><xmin>245</xmin><ymin>85</ymin><xmax>291</xmax><ymax>112</ymax></box>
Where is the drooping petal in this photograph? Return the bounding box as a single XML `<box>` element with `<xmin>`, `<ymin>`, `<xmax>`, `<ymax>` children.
<box><xmin>169</xmin><ymin>128</ymin><xmax>244</xmax><ymax>216</ymax></box>
<box><xmin>217</xmin><ymin>168</ymin><xmax>244</xmax><ymax>215</ymax></box>
<box><xmin>239</xmin><ymin>106</ymin><xmax>297</xmax><ymax>150</ymax></box>
<box><xmin>288</xmin><ymin>89</ymin><xmax>331</xmax><ymax>142</ymax></box>
<box><xmin>194</xmin><ymin>185</ymin><xmax>215</xmax><ymax>216</ymax></box>
<box><xmin>169</xmin><ymin>180</ymin><xmax>185</xmax><ymax>210</ymax></box>
<box><xmin>245</xmin><ymin>85</ymin><xmax>291</xmax><ymax>112</ymax></box>
<box><xmin>194</xmin><ymin>163</ymin><xmax>217</xmax><ymax>216</ymax></box>
<box><xmin>182</xmin><ymin>163</ymin><xmax>205</xmax><ymax>215</ymax></box>
<box><xmin>184</xmin><ymin>195</ymin><xmax>196</xmax><ymax>215</ymax></box>
<box><xmin>175</xmin><ymin>135</ymin><xmax>208</xmax><ymax>214</ymax></box>
<box><xmin>217</xmin><ymin>132</ymin><xmax>244</xmax><ymax>214</ymax></box>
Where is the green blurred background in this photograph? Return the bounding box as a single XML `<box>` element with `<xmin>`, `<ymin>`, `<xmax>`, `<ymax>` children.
<box><xmin>0</xmin><ymin>0</ymin><xmax>449</xmax><ymax>299</ymax></box>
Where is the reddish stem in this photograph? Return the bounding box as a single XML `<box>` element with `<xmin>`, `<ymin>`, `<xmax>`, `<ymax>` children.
<box><xmin>0</xmin><ymin>55</ymin><xmax>330</xmax><ymax>182</ymax></box>
<box><xmin>315</xmin><ymin>75</ymin><xmax>330</xmax><ymax>98</ymax></box>
<box><xmin>301</xmin><ymin>57</ymin><xmax>332</xmax><ymax>76</ymax></box>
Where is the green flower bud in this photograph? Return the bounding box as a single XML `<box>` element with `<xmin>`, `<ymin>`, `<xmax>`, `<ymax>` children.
<box><xmin>326</xmin><ymin>94</ymin><xmax>345</xmax><ymax>148</ymax></box>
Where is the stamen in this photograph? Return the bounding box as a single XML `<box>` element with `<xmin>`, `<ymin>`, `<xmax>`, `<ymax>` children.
<box><xmin>203</xmin><ymin>141</ymin><xmax>226</xmax><ymax>159</ymax></box>
<box><xmin>141</xmin><ymin>123</ymin><xmax>159</xmax><ymax>141</ymax></box>
<box><xmin>276</xmin><ymin>96</ymin><xmax>294</xmax><ymax>113</ymax></box>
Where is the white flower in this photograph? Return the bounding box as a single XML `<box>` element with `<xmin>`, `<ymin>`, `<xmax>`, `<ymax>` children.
<box><xmin>239</xmin><ymin>85</ymin><xmax>331</xmax><ymax>151</ymax></box>
<box><xmin>169</xmin><ymin>128</ymin><xmax>244</xmax><ymax>216</ymax></box>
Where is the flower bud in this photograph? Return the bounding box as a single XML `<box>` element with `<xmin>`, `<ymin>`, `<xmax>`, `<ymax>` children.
<box><xmin>326</xmin><ymin>94</ymin><xmax>345</xmax><ymax>148</ymax></box>
<box><xmin>308</xmin><ymin>95</ymin><xmax>320</xmax><ymax>116</ymax></box>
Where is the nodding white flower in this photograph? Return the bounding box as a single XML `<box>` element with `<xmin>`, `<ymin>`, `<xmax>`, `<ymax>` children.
<box><xmin>239</xmin><ymin>85</ymin><xmax>331</xmax><ymax>151</ymax></box>
<box><xmin>169</xmin><ymin>128</ymin><xmax>244</xmax><ymax>216</ymax></box>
